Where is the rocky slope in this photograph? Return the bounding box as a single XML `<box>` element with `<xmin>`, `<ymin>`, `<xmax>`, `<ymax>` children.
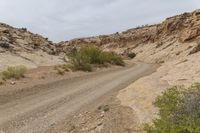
<box><xmin>0</xmin><ymin>23</ymin><xmax>64</xmax><ymax>70</ymax></box>
<box><xmin>60</xmin><ymin>9</ymin><xmax>200</xmax><ymax>59</ymax></box>
<box><xmin>116</xmin><ymin>9</ymin><xmax>200</xmax><ymax>125</ymax></box>
<box><xmin>2</xmin><ymin>9</ymin><xmax>200</xmax><ymax>70</ymax></box>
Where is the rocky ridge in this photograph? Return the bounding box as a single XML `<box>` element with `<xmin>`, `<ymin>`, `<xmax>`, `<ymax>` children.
<box><xmin>1</xmin><ymin>9</ymin><xmax>200</xmax><ymax>70</ymax></box>
<box><xmin>0</xmin><ymin>23</ymin><xmax>57</xmax><ymax>54</ymax></box>
<box><xmin>0</xmin><ymin>23</ymin><xmax>64</xmax><ymax>70</ymax></box>
<box><xmin>60</xmin><ymin>9</ymin><xmax>200</xmax><ymax>60</ymax></box>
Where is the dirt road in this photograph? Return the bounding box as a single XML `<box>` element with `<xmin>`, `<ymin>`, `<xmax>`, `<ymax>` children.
<box><xmin>0</xmin><ymin>62</ymin><xmax>157</xmax><ymax>133</ymax></box>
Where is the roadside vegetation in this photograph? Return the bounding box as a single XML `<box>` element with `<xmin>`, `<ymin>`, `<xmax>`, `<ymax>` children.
<box><xmin>127</xmin><ymin>52</ymin><xmax>136</xmax><ymax>59</ymax></box>
<box><xmin>54</xmin><ymin>64</ymin><xmax>70</xmax><ymax>75</ymax></box>
<box><xmin>0</xmin><ymin>65</ymin><xmax>27</xmax><ymax>80</ymax></box>
<box><xmin>68</xmin><ymin>45</ymin><xmax>125</xmax><ymax>72</ymax></box>
<box><xmin>144</xmin><ymin>83</ymin><xmax>200</xmax><ymax>133</ymax></box>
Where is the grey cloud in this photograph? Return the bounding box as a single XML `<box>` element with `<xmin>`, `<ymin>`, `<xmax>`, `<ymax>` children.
<box><xmin>0</xmin><ymin>0</ymin><xmax>199</xmax><ymax>42</ymax></box>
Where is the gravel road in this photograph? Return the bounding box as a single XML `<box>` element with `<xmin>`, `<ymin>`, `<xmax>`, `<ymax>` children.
<box><xmin>0</xmin><ymin>62</ymin><xmax>157</xmax><ymax>133</ymax></box>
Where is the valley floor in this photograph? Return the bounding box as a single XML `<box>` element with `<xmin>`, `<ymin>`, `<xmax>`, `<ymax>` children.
<box><xmin>0</xmin><ymin>62</ymin><xmax>157</xmax><ymax>133</ymax></box>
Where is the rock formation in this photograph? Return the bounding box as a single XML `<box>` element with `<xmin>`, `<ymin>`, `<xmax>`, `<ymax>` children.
<box><xmin>0</xmin><ymin>23</ymin><xmax>63</xmax><ymax>70</ymax></box>
<box><xmin>59</xmin><ymin>9</ymin><xmax>200</xmax><ymax>59</ymax></box>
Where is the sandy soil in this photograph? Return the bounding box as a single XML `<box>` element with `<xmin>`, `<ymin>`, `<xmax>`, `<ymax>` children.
<box><xmin>0</xmin><ymin>51</ymin><xmax>65</xmax><ymax>70</ymax></box>
<box><xmin>0</xmin><ymin>62</ymin><xmax>157</xmax><ymax>133</ymax></box>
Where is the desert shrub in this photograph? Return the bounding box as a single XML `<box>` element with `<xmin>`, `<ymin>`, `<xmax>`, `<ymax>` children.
<box><xmin>68</xmin><ymin>45</ymin><xmax>125</xmax><ymax>71</ymax></box>
<box><xmin>54</xmin><ymin>64</ymin><xmax>71</xmax><ymax>75</ymax></box>
<box><xmin>21</xmin><ymin>27</ymin><xmax>27</xmax><ymax>32</ymax></box>
<box><xmin>127</xmin><ymin>52</ymin><xmax>136</xmax><ymax>59</ymax></box>
<box><xmin>69</xmin><ymin>51</ymin><xmax>93</xmax><ymax>72</ymax></box>
<box><xmin>100</xmin><ymin>52</ymin><xmax>125</xmax><ymax>66</ymax></box>
<box><xmin>144</xmin><ymin>84</ymin><xmax>200</xmax><ymax>133</ymax></box>
<box><xmin>1</xmin><ymin>66</ymin><xmax>27</xmax><ymax>80</ymax></box>
<box><xmin>0</xmin><ymin>79</ymin><xmax>5</xmax><ymax>85</ymax></box>
<box><xmin>155</xmin><ymin>58</ymin><xmax>165</xmax><ymax>64</ymax></box>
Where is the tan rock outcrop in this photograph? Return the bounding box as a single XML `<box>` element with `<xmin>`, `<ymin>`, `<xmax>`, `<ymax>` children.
<box><xmin>0</xmin><ymin>23</ymin><xmax>64</xmax><ymax>70</ymax></box>
<box><xmin>59</xmin><ymin>9</ymin><xmax>200</xmax><ymax>59</ymax></box>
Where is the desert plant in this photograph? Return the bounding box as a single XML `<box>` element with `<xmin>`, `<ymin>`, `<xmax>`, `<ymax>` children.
<box><xmin>68</xmin><ymin>45</ymin><xmax>125</xmax><ymax>71</ymax></box>
<box><xmin>70</xmin><ymin>52</ymin><xmax>92</xmax><ymax>72</ymax></box>
<box><xmin>21</xmin><ymin>27</ymin><xmax>27</xmax><ymax>32</ymax></box>
<box><xmin>144</xmin><ymin>84</ymin><xmax>200</xmax><ymax>133</ymax></box>
<box><xmin>54</xmin><ymin>64</ymin><xmax>70</xmax><ymax>75</ymax></box>
<box><xmin>0</xmin><ymin>79</ymin><xmax>5</xmax><ymax>85</ymax></box>
<box><xmin>1</xmin><ymin>66</ymin><xmax>27</xmax><ymax>80</ymax></box>
<box><xmin>101</xmin><ymin>52</ymin><xmax>125</xmax><ymax>66</ymax></box>
<box><xmin>127</xmin><ymin>52</ymin><xmax>136</xmax><ymax>59</ymax></box>
<box><xmin>155</xmin><ymin>58</ymin><xmax>165</xmax><ymax>64</ymax></box>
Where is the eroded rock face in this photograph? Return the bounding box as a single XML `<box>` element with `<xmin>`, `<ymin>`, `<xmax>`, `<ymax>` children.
<box><xmin>59</xmin><ymin>9</ymin><xmax>200</xmax><ymax>56</ymax></box>
<box><xmin>0</xmin><ymin>23</ymin><xmax>57</xmax><ymax>55</ymax></box>
<box><xmin>0</xmin><ymin>23</ymin><xmax>65</xmax><ymax>70</ymax></box>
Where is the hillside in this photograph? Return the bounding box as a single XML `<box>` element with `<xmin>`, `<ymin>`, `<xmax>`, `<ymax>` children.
<box><xmin>1</xmin><ymin>9</ymin><xmax>200</xmax><ymax>71</ymax></box>
<box><xmin>60</xmin><ymin>9</ymin><xmax>200</xmax><ymax>62</ymax></box>
<box><xmin>59</xmin><ymin>9</ymin><xmax>200</xmax><ymax>87</ymax></box>
<box><xmin>0</xmin><ymin>23</ymin><xmax>64</xmax><ymax>70</ymax></box>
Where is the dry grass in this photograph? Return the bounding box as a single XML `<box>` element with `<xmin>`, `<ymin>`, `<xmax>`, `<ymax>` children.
<box><xmin>68</xmin><ymin>45</ymin><xmax>125</xmax><ymax>72</ymax></box>
<box><xmin>54</xmin><ymin>64</ymin><xmax>70</xmax><ymax>75</ymax></box>
<box><xmin>1</xmin><ymin>66</ymin><xmax>27</xmax><ymax>80</ymax></box>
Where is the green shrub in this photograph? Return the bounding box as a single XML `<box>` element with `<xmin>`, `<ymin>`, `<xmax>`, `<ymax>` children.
<box><xmin>0</xmin><ymin>79</ymin><xmax>5</xmax><ymax>85</ymax></box>
<box><xmin>1</xmin><ymin>66</ymin><xmax>27</xmax><ymax>80</ymax></box>
<box><xmin>68</xmin><ymin>45</ymin><xmax>125</xmax><ymax>71</ymax></box>
<box><xmin>144</xmin><ymin>84</ymin><xmax>200</xmax><ymax>133</ymax></box>
<box><xmin>127</xmin><ymin>52</ymin><xmax>136</xmax><ymax>59</ymax></box>
<box><xmin>107</xmin><ymin>52</ymin><xmax>125</xmax><ymax>66</ymax></box>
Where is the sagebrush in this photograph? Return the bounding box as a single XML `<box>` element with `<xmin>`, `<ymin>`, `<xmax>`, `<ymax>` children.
<box><xmin>68</xmin><ymin>46</ymin><xmax>125</xmax><ymax>71</ymax></box>
<box><xmin>144</xmin><ymin>84</ymin><xmax>200</xmax><ymax>133</ymax></box>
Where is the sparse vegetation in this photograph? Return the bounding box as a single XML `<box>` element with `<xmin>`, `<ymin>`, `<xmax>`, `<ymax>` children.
<box><xmin>0</xmin><ymin>66</ymin><xmax>27</xmax><ymax>80</ymax></box>
<box><xmin>68</xmin><ymin>45</ymin><xmax>125</xmax><ymax>72</ymax></box>
<box><xmin>98</xmin><ymin>105</ymin><xmax>110</xmax><ymax>112</ymax></box>
<box><xmin>155</xmin><ymin>58</ymin><xmax>165</xmax><ymax>64</ymax></box>
<box><xmin>54</xmin><ymin>64</ymin><xmax>70</xmax><ymax>75</ymax></box>
<box><xmin>21</xmin><ymin>27</ymin><xmax>27</xmax><ymax>32</ymax></box>
<box><xmin>0</xmin><ymin>42</ymin><xmax>10</xmax><ymax>49</ymax></box>
<box><xmin>144</xmin><ymin>84</ymin><xmax>200</xmax><ymax>133</ymax></box>
<box><xmin>127</xmin><ymin>52</ymin><xmax>136</xmax><ymax>59</ymax></box>
<box><xmin>0</xmin><ymin>79</ymin><xmax>5</xmax><ymax>85</ymax></box>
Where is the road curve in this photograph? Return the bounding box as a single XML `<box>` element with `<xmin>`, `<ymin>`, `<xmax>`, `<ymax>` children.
<box><xmin>0</xmin><ymin>62</ymin><xmax>157</xmax><ymax>133</ymax></box>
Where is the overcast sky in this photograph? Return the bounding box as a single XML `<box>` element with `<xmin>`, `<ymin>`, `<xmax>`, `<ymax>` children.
<box><xmin>0</xmin><ymin>0</ymin><xmax>200</xmax><ymax>42</ymax></box>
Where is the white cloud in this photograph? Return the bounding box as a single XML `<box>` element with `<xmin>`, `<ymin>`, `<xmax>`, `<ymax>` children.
<box><xmin>0</xmin><ymin>0</ymin><xmax>199</xmax><ymax>42</ymax></box>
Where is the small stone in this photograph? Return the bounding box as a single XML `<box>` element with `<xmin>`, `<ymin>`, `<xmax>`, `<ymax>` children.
<box><xmin>10</xmin><ymin>81</ymin><xmax>16</xmax><ymax>85</ymax></box>
<box><xmin>97</xmin><ymin>121</ymin><xmax>103</xmax><ymax>126</ymax></box>
<box><xmin>100</xmin><ymin>114</ymin><xmax>104</xmax><ymax>118</ymax></box>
